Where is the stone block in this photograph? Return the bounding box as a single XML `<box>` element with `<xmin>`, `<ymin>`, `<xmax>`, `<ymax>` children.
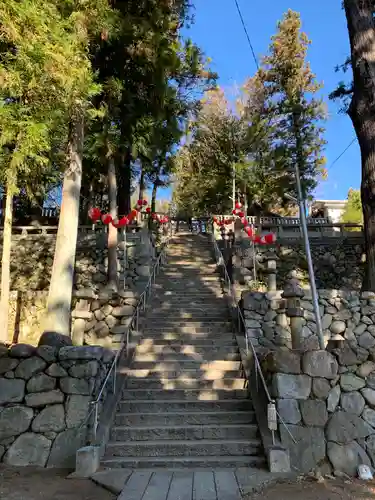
<box><xmin>280</xmin><ymin>424</ymin><xmax>325</xmax><ymax>474</ymax></box>
<box><xmin>0</xmin><ymin>406</ymin><xmax>34</xmax><ymax>440</ymax></box>
<box><xmin>326</xmin><ymin>410</ymin><xmax>373</xmax><ymax>444</ymax></box>
<box><xmin>32</xmin><ymin>404</ymin><xmax>66</xmax><ymax>433</ymax></box>
<box><xmin>46</xmin><ymin>363</ymin><xmax>68</xmax><ymax>377</ymax></box>
<box><xmin>9</xmin><ymin>344</ymin><xmax>35</xmax><ymax>358</ymax></box>
<box><xmin>340</xmin><ymin>391</ymin><xmax>365</xmax><ymax>415</ymax></box>
<box><xmin>358</xmin><ymin>361</ymin><xmax>375</xmax><ymax>378</ymax></box>
<box><xmin>27</xmin><ymin>373</ymin><xmax>56</xmax><ymax>393</ymax></box>
<box><xmin>47</xmin><ymin>428</ymin><xmax>85</xmax><ymax>468</ymax></box>
<box><xmin>69</xmin><ymin>361</ymin><xmax>98</xmax><ymax>378</ymax></box>
<box><xmin>15</xmin><ymin>356</ymin><xmax>47</xmax><ymax>380</ymax></box>
<box><xmin>300</xmin><ymin>400</ymin><xmax>328</xmax><ymax>427</ymax></box>
<box><xmin>312</xmin><ymin>378</ymin><xmax>331</xmax><ymax>399</ymax></box>
<box><xmin>265</xmin><ymin>350</ymin><xmax>301</xmax><ymax>375</ymax></box>
<box><xmin>272</xmin><ymin>373</ymin><xmax>311</xmax><ymax>400</ymax></box>
<box><xmin>65</xmin><ymin>395</ymin><xmax>91</xmax><ymax>428</ymax></box>
<box><xmin>36</xmin><ymin>346</ymin><xmax>57</xmax><ymax>363</ymax></box>
<box><xmin>25</xmin><ymin>389</ymin><xmax>64</xmax><ymax>407</ymax></box>
<box><xmin>0</xmin><ymin>378</ymin><xmax>25</xmax><ymax>404</ymax></box>
<box><xmin>267</xmin><ymin>446</ymin><xmax>290</xmax><ymax>473</ymax></box>
<box><xmin>359</xmin><ymin>332</ymin><xmax>375</xmax><ymax>349</ymax></box>
<box><xmin>361</xmin><ymin>388</ymin><xmax>375</xmax><ymax>406</ymax></box>
<box><xmin>340</xmin><ymin>373</ymin><xmax>366</xmax><ymax>391</ymax></box>
<box><xmin>74</xmin><ymin>446</ymin><xmax>100</xmax><ymax>477</ymax></box>
<box><xmin>327</xmin><ymin>385</ymin><xmax>341</xmax><ymax>412</ymax></box>
<box><xmin>0</xmin><ymin>357</ymin><xmax>18</xmax><ymax>375</ymax></box>
<box><xmin>362</xmin><ymin>407</ymin><xmax>375</xmax><ymax>427</ymax></box>
<box><xmin>4</xmin><ymin>433</ymin><xmax>51</xmax><ymax>467</ymax></box>
<box><xmin>276</xmin><ymin>398</ymin><xmax>301</xmax><ymax>424</ymax></box>
<box><xmin>59</xmin><ymin>346</ymin><xmax>103</xmax><ymax>361</ymax></box>
<box><xmin>302</xmin><ymin>350</ymin><xmax>338</xmax><ymax>379</ymax></box>
<box><xmin>38</xmin><ymin>332</ymin><xmax>73</xmax><ymax>348</ymax></box>
<box><xmin>60</xmin><ymin>377</ymin><xmax>91</xmax><ymax>395</ymax></box>
<box><xmin>327</xmin><ymin>441</ymin><xmax>371</xmax><ymax>476</ymax></box>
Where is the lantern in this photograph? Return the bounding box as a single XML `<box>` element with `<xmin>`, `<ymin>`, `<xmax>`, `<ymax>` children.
<box><xmin>235</xmin><ymin>201</ymin><xmax>242</xmax><ymax>209</ymax></box>
<box><xmin>101</xmin><ymin>213</ymin><xmax>112</xmax><ymax>225</ymax></box>
<box><xmin>88</xmin><ymin>207</ymin><xmax>101</xmax><ymax>222</ymax></box>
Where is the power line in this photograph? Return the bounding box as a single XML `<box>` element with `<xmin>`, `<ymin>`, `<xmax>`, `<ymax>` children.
<box><xmin>328</xmin><ymin>137</ymin><xmax>357</xmax><ymax>170</ymax></box>
<box><xmin>233</xmin><ymin>0</ymin><xmax>259</xmax><ymax>70</ymax></box>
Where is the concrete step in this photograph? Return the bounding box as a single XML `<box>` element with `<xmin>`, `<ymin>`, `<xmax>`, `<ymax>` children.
<box><xmin>120</xmin><ymin>367</ymin><xmax>242</xmax><ymax>380</ymax></box>
<box><xmin>111</xmin><ymin>423</ymin><xmax>259</xmax><ymax>442</ymax></box>
<box><xmin>117</xmin><ymin>399</ymin><xmax>252</xmax><ymax>413</ymax></box>
<box><xmin>132</xmin><ymin>352</ymin><xmax>241</xmax><ymax>363</ymax></box>
<box><xmin>114</xmin><ymin>410</ymin><xmax>255</xmax><ymax>426</ymax></box>
<box><xmin>130</xmin><ymin>360</ymin><xmax>242</xmax><ymax>370</ymax></box>
<box><xmin>120</xmin><ymin>389</ymin><xmax>249</xmax><ymax>400</ymax></box>
<box><xmin>105</xmin><ymin>438</ymin><xmax>262</xmax><ymax>458</ymax></box>
<box><xmin>124</xmin><ymin>377</ymin><xmax>247</xmax><ymax>390</ymax></box>
<box><xmin>101</xmin><ymin>455</ymin><xmax>265</xmax><ymax>469</ymax></box>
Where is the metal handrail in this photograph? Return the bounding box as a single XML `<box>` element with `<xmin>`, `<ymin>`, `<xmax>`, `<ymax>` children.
<box><xmin>88</xmin><ymin>236</ymin><xmax>169</xmax><ymax>440</ymax></box>
<box><xmin>210</xmin><ymin>230</ymin><xmax>297</xmax><ymax>445</ymax></box>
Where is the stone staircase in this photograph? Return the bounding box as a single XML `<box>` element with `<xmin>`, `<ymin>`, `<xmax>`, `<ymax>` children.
<box><xmin>102</xmin><ymin>233</ymin><xmax>265</xmax><ymax>469</ymax></box>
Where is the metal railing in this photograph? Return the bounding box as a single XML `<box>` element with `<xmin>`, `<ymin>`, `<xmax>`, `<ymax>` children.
<box><xmin>88</xmin><ymin>237</ymin><xmax>169</xmax><ymax>441</ymax></box>
<box><xmin>210</xmin><ymin>230</ymin><xmax>296</xmax><ymax>445</ymax></box>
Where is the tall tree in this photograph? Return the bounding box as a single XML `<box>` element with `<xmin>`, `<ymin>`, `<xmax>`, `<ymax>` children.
<box><xmin>340</xmin><ymin>0</ymin><xmax>375</xmax><ymax>290</ymax></box>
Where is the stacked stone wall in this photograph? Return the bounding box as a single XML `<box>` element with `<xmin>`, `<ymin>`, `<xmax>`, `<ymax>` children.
<box><xmin>266</xmin><ymin>348</ymin><xmax>375</xmax><ymax>476</ymax></box>
<box><xmin>0</xmin><ymin>344</ymin><xmax>113</xmax><ymax>468</ymax></box>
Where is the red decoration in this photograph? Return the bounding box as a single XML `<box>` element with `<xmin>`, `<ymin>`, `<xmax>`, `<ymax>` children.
<box><xmin>261</xmin><ymin>233</ymin><xmax>277</xmax><ymax>245</ymax></box>
<box><xmin>142</xmin><ymin>200</ymin><xmax>148</xmax><ymax>206</ymax></box>
<box><xmin>232</xmin><ymin>209</ymin><xmax>237</xmax><ymax>215</ymax></box>
<box><xmin>101</xmin><ymin>213</ymin><xmax>112</xmax><ymax>225</ymax></box>
<box><xmin>235</xmin><ymin>201</ymin><xmax>242</xmax><ymax>209</ymax></box>
<box><xmin>238</xmin><ymin>211</ymin><xmax>245</xmax><ymax>218</ymax></box>
<box><xmin>146</xmin><ymin>207</ymin><xmax>151</xmax><ymax>213</ymax></box>
<box><xmin>112</xmin><ymin>216</ymin><xmax>129</xmax><ymax>228</ymax></box>
<box><xmin>88</xmin><ymin>207</ymin><xmax>101</xmax><ymax>222</ymax></box>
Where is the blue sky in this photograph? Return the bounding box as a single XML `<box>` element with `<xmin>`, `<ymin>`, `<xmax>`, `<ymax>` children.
<box><xmin>157</xmin><ymin>0</ymin><xmax>359</xmax><ymax>202</ymax></box>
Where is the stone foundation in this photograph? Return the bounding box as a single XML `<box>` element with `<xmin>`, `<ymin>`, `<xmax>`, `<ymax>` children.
<box><xmin>0</xmin><ymin>344</ymin><xmax>113</xmax><ymax>467</ymax></box>
<box><xmin>265</xmin><ymin>349</ymin><xmax>375</xmax><ymax>476</ymax></box>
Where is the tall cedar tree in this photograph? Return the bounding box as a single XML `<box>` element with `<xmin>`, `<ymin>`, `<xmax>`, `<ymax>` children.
<box><xmin>258</xmin><ymin>10</ymin><xmax>326</xmax><ymax>202</ymax></box>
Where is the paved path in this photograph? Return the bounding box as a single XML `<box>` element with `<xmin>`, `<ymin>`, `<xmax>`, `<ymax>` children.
<box><xmin>114</xmin><ymin>468</ymin><xmax>284</xmax><ymax>500</ymax></box>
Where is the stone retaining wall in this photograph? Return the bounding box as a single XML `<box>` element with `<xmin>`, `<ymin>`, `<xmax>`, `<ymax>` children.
<box><xmin>233</xmin><ymin>240</ymin><xmax>365</xmax><ymax>290</ymax></box>
<box><xmin>242</xmin><ymin>289</ymin><xmax>375</xmax><ymax>353</ymax></box>
<box><xmin>4</xmin><ymin>230</ymin><xmax>155</xmax><ymax>345</ymax></box>
<box><xmin>266</xmin><ymin>349</ymin><xmax>375</xmax><ymax>475</ymax></box>
<box><xmin>0</xmin><ymin>344</ymin><xmax>113</xmax><ymax>468</ymax></box>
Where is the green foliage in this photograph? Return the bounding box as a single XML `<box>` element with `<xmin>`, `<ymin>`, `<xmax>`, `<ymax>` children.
<box><xmin>173</xmin><ymin>10</ymin><xmax>326</xmax><ymax>216</ymax></box>
<box><xmin>341</xmin><ymin>188</ymin><xmax>363</xmax><ymax>226</ymax></box>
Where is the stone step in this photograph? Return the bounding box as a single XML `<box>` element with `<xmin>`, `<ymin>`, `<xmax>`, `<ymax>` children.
<box><xmin>147</xmin><ymin>300</ymin><xmax>227</xmax><ymax>307</ymax></box>
<box><xmin>101</xmin><ymin>455</ymin><xmax>265</xmax><ymax>470</ymax></box>
<box><xmin>151</xmin><ymin>292</ymin><xmax>226</xmax><ymax>299</ymax></box>
<box><xmin>132</xmin><ymin>352</ymin><xmax>241</xmax><ymax>363</ymax></box>
<box><xmin>140</xmin><ymin>321</ymin><xmax>233</xmax><ymax>330</ymax></box>
<box><xmin>114</xmin><ymin>410</ymin><xmax>255</xmax><ymax>426</ymax></box>
<box><xmin>117</xmin><ymin>399</ymin><xmax>252</xmax><ymax>413</ymax></box>
<box><xmin>130</xmin><ymin>360</ymin><xmax>242</xmax><ymax>371</ymax></box>
<box><xmin>111</xmin><ymin>423</ymin><xmax>259</xmax><ymax>442</ymax></box>
<box><xmin>124</xmin><ymin>377</ymin><xmax>247</xmax><ymax>390</ymax></box>
<box><xmin>120</xmin><ymin>388</ymin><xmax>249</xmax><ymax>400</ymax></box>
<box><xmin>133</xmin><ymin>344</ymin><xmax>239</xmax><ymax>357</ymax></box>
<box><xmin>113</xmin><ymin>333</ymin><xmax>236</xmax><ymax>345</ymax></box>
<box><xmin>133</xmin><ymin>338</ymin><xmax>237</xmax><ymax>347</ymax></box>
<box><xmin>120</xmin><ymin>367</ymin><xmax>242</xmax><ymax>379</ymax></box>
<box><xmin>105</xmin><ymin>438</ymin><xmax>262</xmax><ymax>458</ymax></box>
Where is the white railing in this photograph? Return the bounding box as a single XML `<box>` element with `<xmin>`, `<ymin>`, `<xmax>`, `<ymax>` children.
<box><xmin>88</xmin><ymin>238</ymin><xmax>169</xmax><ymax>441</ymax></box>
<box><xmin>210</xmin><ymin>231</ymin><xmax>296</xmax><ymax>446</ymax></box>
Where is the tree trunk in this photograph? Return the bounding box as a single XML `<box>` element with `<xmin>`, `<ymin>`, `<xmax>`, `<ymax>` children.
<box><xmin>344</xmin><ymin>0</ymin><xmax>375</xmax><ymax>291</ymax></box>
<box><xmin>43</xmin><ymin>115</ymin><xmax>84</xmax><ymax>337</ymax></box>
<box><xmin>117</xmin><ymin>147</ymin><xmax>131</xmax><ymax>216</ymax></box>
<box><xmin>107</xmin><ymin>156</ymin><xmax>118</xmax><ymax>292</ymax></box>
<box><xmin>139</xmin><ymin>162</ymin><xmax>145</xmax><ymax>201</ymax></box>
<box><xmin>151</xmin><ymin>179</ymin><xmax>158</xmax><ymax>214</ymax></box>
<box><xmin>0</xmin><ymin>185</ymin><xmax>13</xmax><ymax>344</ymax></box>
